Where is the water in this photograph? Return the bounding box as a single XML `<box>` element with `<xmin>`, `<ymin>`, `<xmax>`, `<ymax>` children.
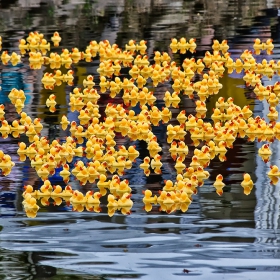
<box><xmin>1</xmin><ymin>0</ymin><xmax>280</xmax><ymax>279</ymax></box>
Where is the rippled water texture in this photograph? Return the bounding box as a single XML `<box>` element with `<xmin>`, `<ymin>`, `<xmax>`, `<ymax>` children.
<box><xmin>1</xmin><ymin>0</ymin><xmax>280</xmax><ymax>279</ymax></box>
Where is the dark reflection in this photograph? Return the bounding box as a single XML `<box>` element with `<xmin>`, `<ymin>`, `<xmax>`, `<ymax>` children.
<box><xmin>201</xmin><ymin>237</ymin><xmax>256</xmax><ymax>243</ymax></box>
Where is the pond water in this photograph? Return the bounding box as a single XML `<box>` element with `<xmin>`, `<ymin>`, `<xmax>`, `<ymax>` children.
<box><xmin>0</xmin><ymin>0</ymin><xmax>280</xmax><ymax>279</ymax></box>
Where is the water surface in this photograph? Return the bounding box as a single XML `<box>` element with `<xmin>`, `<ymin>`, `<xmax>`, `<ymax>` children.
<box><xmin>1</xmin><ymin>0</ymin><xmax>280</xmax><ymax>279</ymax></box>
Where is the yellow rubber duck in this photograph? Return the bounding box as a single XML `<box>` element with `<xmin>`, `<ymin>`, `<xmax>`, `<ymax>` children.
<box><xmin>140</xmin><ymin>156</ymin><xmax>150</xmax><ymax>176</ymax></box>
<box><xmin>241</xmin><ymin>173</ymin><xmax>253</xmax><ymax>188</ymax></box>
<box><xmin>0</xmin><ymin>120</ymin><xmax>10</xmax><ymax>138</ymax></box>
<box><xmin>36</xmin><ymin>180</ymin><xmax>53</xmax><ymax>196</ymax></box>
<box><xmin>51</xmin><ymin>31</ymin><xmax>61</xmax><ymax>47</ymax></box>
<box><xmin>169</xmin><ymin>38</ymin><xmax>178</xmax><ymax>53</ymax></box>
<box><xmin>253</xmin><ymin>38</ymin><xmax>263</xmax><ymax>55</ymax></box>
<box><xmin>18</xmin><ymin>39</ymin><xmax>29</xmax><ymax>55</ymax></box>
<box><xmin>161</xmin><ymin>107</ymin><xmax>172</xmax><ymax>124</ymax></box>
<box><xmin>10</xmin><ymin>52</ymin><xmax>21</xmax><ymax>66</ymax></box>
<box><xmin>263</xmin><ymin>38</ymin><xmax>274</xmax><ymax>54</ymax></box>
<box><xmin>268</xmin><ymin>165</ymin><xmax>280</xmax><ymax>177</ymax></box>
<box><xmin>258</xmin><ymin>143</ymin><xmax>272</xmax><ymax>163</ymax></box>
<box><xmin>136</xmin><ymin>40</ymin><xmax>147</xmax><ymax>54</ymax></box>
<box><xmin>173</xmin><ymin>156</ymin><xmax>185</xmax><ymax>174</ymax></box>
<box><xmin>59</xmin><ymin>163</ymin><xmax>71</xmax><ymax>183</ymax></box>
<box><xmin>50</xmin><ymin>185</ymin><xmax>63</xmax><ymax>197</ymax></box>
<box><xmin>23</xmin><ymin>196</ymin><xmax>40</xmax><ymax>212</ymax></box>
<box><xmin>177</xmin><ymin>37</ymin><xmax>188</xmax><ymax>54</ymax></box>
<box><xmin>86</xmin><ymin>191</ymin><xmax>102</xmax><ymax>204</ymax></box>
<box><xmin>1</xmin><ymin>51</ymin><xmax>10</xmax><ymax>65</ymax></box>
<box><xmin>118</xmin><ymin>193</ymin><xmax>133</xmax><ymax>208</ymax></box>
<box><xmin>213</xmin><ymin>174</ymin><xmax>225</xmax><ymax>196</ymax></box>
<box><xmin>60</xmin><ymin>185</ymin><xmax>73</xmax><ymax>200</ymax></box>
<box><xmin>116</xmin><ymin>179</ymin><xmax>131</xmax><ymax>195</ymax></box>
<box><xmin>36</xmin><ymin>164</ymin><xmax>50</xmax><ymax>181</ymax></box>
<box><xmin>46</xmin><ymin>94</ymin><xmax>57</xmax><ymax>110</ymax></box>
<box><xmin>23</xmin><ymin>185</ymin><xmax>37</xmax><ymax>197</ymax></box>
<box><xmin>17</xmin><ymin>142</ymin><xmax>27</xmax><ymax>160</ymax></box>
<box><xmin>163</xmin><ymin>180</ymin><xmax>176</xmax><ymax>192</ymax></box>
<box><xmin>71</xmin><ymin>190</ymin><xmax>87</xmax><ymax>204</ymax></box>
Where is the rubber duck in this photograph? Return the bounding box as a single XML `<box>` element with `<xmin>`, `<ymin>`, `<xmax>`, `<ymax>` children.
<box><xmin>188</xmin><ymin>38</ymin><xmax>196</xmax><ymax>53</ymax></box>
<box><xmin>195</xmin><ymin>100</ymin><xmax>207</xmax><ymax>117</ymax></box>
<box><xmin>86</xmin><ymin>190</ymin><xmax>102</xmax><ymax>205</ymax></box>
<box><xmin>211</xmin><ymin>39</ymin><xmax>220</xmax><ymax>51</ymax></box>
<box><xmin>23</xmin><ymin>196</ymin><xmax>40</xmax><ymax>213</ymax></box>
<box><xmin>51</xmin><ymin>31</ymin><xmax>61</xmax><ymax>47</ymax></box>
<box><xmin>0</xmin><ymin>120</ymin><xmax>10</xmax><ymax>139</ymax></box>
<box><xmin>9</xmin><ymin>120</ymin><xmax>24</xmax><ymax>138</ymax></box>
<box><xmin>213</xmin><ymin>174</ymin><xmax>225</xmax><ymax>196</ymax></box>
<box><xmin>71</xmin><ymin>190</ymin><xmax>87</xmax><ymax>204</ymax></box>
<box><xmin>161</xmin><ymin>107</ymin><xmax>172</xmax><ymax>123</ymax></box>
<box><xmin>176</xmin><ymin>37</ymin><xmax>188</xmax><ymax>54</ymax></box>
<box><xmin>106</xmin><ymin>194</ymin><xmax>118</xmax><ymax>210</ymax></box>
<box><xmin>190</xmin><ymin>127</ymin><xmax>203</xmax><ymax>143</ymax></box>
<box><xmin>147</xmin><ymin>138</ymin><xmax>162</xmax><ymax>158</ymax></box>
<box><xmin>175</xmin><ymin>141</ymin><xmax>189</xmax><ymax>161</ymax></box>
<box><xmin>96</xmin><ymin>174</ymin><xmax>110</xmax><ymax>190</ymax></box>
<box><xmin>60</xmin><ymin>185</ymin><xmax>73</xmax><ymax>200</ymax></box>
<box><xmin>41</xmin><ymin>73</ymin><xmax>56</xmax><ymax>90</ymax></box>
<box><xmin>116</xmin><ymin>179</ymin><xmax>131</xmax><ymax>196</ymax></box>
<box><xmin>37</xmin><ymin>180</ymin><xmax>53</xmax><ymax>197</ymax></box>
<box><xmin>267</xmin><ymin>106</ymin><xmax>278</xmax><ymax>122</ymax></box>
<box><xmin>118</xmin><ymin>193</ymin><xmax>133</xmax><ymax>208</ymax></box>
<box><xmin>127</xmin><ymin>145</ymin><xmax>139</xmax><ymax>162</ymax></box>
<box><xmin>161</xmin><ymin>191</ymin><xmax>176</xmax><ymax>206</ymax></box>
<box><xmin>169</xmin><ymin>38</ymin><xmax>178</xmax><ymax>53</ymax></box>
<box><xmin>17</xmin><ymin>142</ymin><xmax>27</xmax><ymax>160</ymax></box>
<box><xmin>71</xmin><ymin>47</ymin><xmax>82</xmax><ymax>63</ymax></box>
<box><xmin>58</xmin><ymin>163</ymin><xmax>70</xmax><ymax>183</ymax></box>
<box><xmin>253</xmin><ymin>38</ymin><xmax>263</xmax><ymax>55</ymax></box>
<box><xmin>22</xmin><ymin>185</ymin><xmax>37</xmax><ymax>197</ymax></box>
<box><xmin>36</xmin><ymin>164</ymin><xmax>50</xmax><ymax>180</ymax></box>
<box><xmin>263</xmin><ymin>38</ymin><xmax>274</xmax><ymax>54</ymax></box>
<box><xmin>168</xmin><ymin>141</ymin><xmax>178</xmax><ymax>161</ymax></box>
<box><xmin>140</xmin><ymin>156</ymin><xmax>150</xmax><ymax>176</ymax></box>
<box><xmin>50</xmin><ymin>185</ymin><xmax>63</xmax><ymax>198</ymax></box>
<box><xmin>38</xmin><ymin>38</ymin><xmax>50</xmax><ymax>55</ymax></box>
<box><xmin>1</xmin><ymin>51</ymin><xmax>11</xmax><ymax>65</ymax></box>
<box><xmin>46</xmin><ymin>94</ymin><xmax>57</xmax><ymax>111</ymax></box>
<box><xmin>241</xmin><ymin>173</ymin><xmax>253</xmax><ymax>188</ymax></box>
<box><xmin>0</xmin><ymin>104</ymin><xmax>5</xmax><ymax>121</ymax></box>
<box><xmin>163</xmin><ymin>180</ymin><xmax>176</xmax><ymax>192</ymax></box>
<box><xmin>258</xmin><ymin>143</ymin><xmax>272</xmax><ymax>163</ymax></box>
<box><xmin>268</xmin><ymin>165</ymin><xmax>280</xmax><ymax>177</ymax></box>
<box><xmin>9</xmin><ymin>51</ymin><xmax>21</xmax><ymax>66</ymax></box>
<box><xmin>174</xmin><ymin>156</ymin><xmax>186</xmax><ymax>174</ymax></box>
<box><xmin>135</xmin><ymin>40</ymin><xmax>147</xmax><ymax>54</ymax></box>
<box><xmin>215</xmin><ymin>140</ymin><xmax>227</xmax><ymax>154</ymax></box>
<box><xmin>219</xmin><ymin>39</ymin><xmax>229</xmax><ymax>54</ymax></box>
<box><xmin>125</xmin><ymin>39</ymin><xmax>136</xmax><ymax>53</ymax></box>
<box><xmin>18</xmin><ymin>38</ymin><xmax>29</xmax><ymax>55</ymax></box>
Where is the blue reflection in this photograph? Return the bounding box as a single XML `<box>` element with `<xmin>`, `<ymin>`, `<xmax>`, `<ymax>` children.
<box><xmin>0</xmin><ymin>64</ymin><xmax>31</xmax><ymax>105</ymax></box>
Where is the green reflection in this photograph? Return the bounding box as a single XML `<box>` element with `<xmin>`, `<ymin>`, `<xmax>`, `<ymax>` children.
<box><xmin>207</xmin><ymin>72</ymin><xmax>254</xmax><ymax>116</ymax></box>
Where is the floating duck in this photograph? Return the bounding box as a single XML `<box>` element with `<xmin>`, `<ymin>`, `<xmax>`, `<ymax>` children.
<box><xmin>258</xmin><ymin>143</ymin><xmax>272</xmax><ymax>163</ymax></box>
<box><xmin>51</xmin><ymin>31</ymin><xmax>61</xmax><ymax>47</ymax></box>
<box><xmin>268</xmin><ymin>165</ymin><xmax>280</xmax><ymax>177</ymax></box>
<box><xmin>174</xmin><ymin>156</ymin><xmax>186</xmax><ymax>174</ymax></box>
<box><xmin>86</xmin><ymin>191</ymin><xmax>102</xmax><ymax>204</ymax></box>
<box><xmin>213</xmin><ymin>174</ymin><xmax>225</xmax><ymax>196</ymax></box>
<box><xmin>50</xmin><ymin>185</ymin><xmax>63</xmax><ymax>197</ymax></box>
<box><xmin>118</xmin><ymin>193</ymin><xmax>133</xmax><ymax>208</ymax></box>
<box><xmin>22</xmin><ymin>185</ymin><xmax>37</xmax><ymax>197</ymax></box>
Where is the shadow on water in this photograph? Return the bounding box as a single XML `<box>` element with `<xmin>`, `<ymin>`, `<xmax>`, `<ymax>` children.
<box><xmin>1</xmin><ymin>0</ymin><xmax>280</xmax><ymax>279</ymax></box>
